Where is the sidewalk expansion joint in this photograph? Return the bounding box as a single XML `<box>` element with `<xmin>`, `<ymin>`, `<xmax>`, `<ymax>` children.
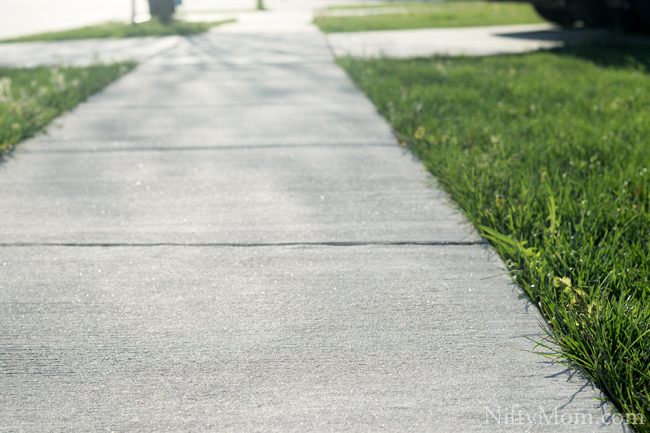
<box><xmin>19</xmin><ymin>143</ymin><xmax>399</xmax><ymax>154</ymax></box>
<box><xmin>78</xmin><ymin>102</ymin><xmax>375</xmax><ymax>109</ymax></box>
<box><xmin>0</xmin><ymin>240</ymin><xmax>487</xmax><ymax>248</ymax></box>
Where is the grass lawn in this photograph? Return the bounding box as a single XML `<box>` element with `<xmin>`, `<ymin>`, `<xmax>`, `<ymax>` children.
<box><xmin>327</xmin><ymin>2</ymin><xmax>429</xmax><ymax>11</ymax></box>
<box><xmin>1</xmin><ymin>19</ymin><xmax>232</xmax><ymax>43</ymax></box>
<box><xmin>326</xmin><ymin>1</ymin><xmax>459</xmax><ymax>9</ymax></box>
<box><xmin>0</xmin><ymin>62</ymin><xmax>136</xmax><ymax>154</ymax></box>
<box><xmin>339</xmin><ymin>42</ymin><xmax>650</xmax><ymax>431</ymax></box>
<box><xmin>315</xmin><ymin>1</ymin><xmax>544</xmax><ymax>33</ymax></box>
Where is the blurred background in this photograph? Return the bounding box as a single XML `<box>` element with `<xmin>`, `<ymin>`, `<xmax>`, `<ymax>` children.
<box><xmin>0</xmin><ymin>0</ymin><xmax>646</xmax><ymax>43</ymax></box>
<box><xmin>0</xmin><ymin>0</ymin><xmax>354</xmax><ymax>40</ymax></box>
<box><xmin>0</xmin><ymin>0</ymin><xmax>392</xmax><ymax>40</ymax></box>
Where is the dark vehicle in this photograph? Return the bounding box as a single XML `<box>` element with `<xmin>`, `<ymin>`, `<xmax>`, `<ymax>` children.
<box><xmin>504</xmin><ymin>0</ymin><xmax>650</xmax><ymax>32</ymax></box>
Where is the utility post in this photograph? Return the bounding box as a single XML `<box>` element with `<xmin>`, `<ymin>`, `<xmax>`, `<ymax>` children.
<box><xmin>257</xmin><ymin>0</ymin><xmax>265</xmax><ymax>11</ymax></box>
<box><xmin>131</xmin><ymin>0</ymin><xmax>136</xmax><ymax>24</ymax></box>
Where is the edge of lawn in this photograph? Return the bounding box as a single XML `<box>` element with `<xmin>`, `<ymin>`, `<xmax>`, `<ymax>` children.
<box><xmin>0</xmin><ymin>61</ymin><xmax>137</xmax><ymax>155</ymax></box>
<box><xmin>334</xmin><ymin>40</ymin><xmax>650</xmax><ymax>432</ymax></box>
<box><xmin>314</xmin><ymin>1</ymin><xmax>545</xmax><ymax>33</ymax></box>
<box><xmin>0</xmin><ymin>19</ymin><xmax>234</xmax><ymax>43</ymax></box>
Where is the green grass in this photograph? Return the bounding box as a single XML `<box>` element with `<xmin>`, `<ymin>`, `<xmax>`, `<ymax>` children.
<box><xmin>1</xmin><ymin>19</ymin><xmax>232</xmax><ymax>43</ymax></box>
<box><xmin>338</xmin><ymin>42</ymin><xmax>650</xmax><ymax>431</ymax></box>
<box><xmin>326</xmin><ymin>2</ymin><xmax>448</xmax><ymax>10</ymax></box>
<box><xmin>0</xmin><ymin>62</ymin><xmax>136</xmax><ymax>154</ymax></box>
<box><xmin>315</xmin><ymin>1</ymin><xmax>544</xmax><ymax>33</ymax></box>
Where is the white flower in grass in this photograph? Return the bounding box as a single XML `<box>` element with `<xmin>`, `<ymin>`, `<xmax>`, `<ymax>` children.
<box><xmin>50</xmin><ymin>68</ymin><xmax>66</xmax><ymax>92</ymax></box>
<box><xmin>0</xmin><ymin>77</ymin><xmax>12</xmax><ymax>103</ymax></box>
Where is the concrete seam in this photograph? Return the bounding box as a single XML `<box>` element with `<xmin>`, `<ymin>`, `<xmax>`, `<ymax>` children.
<box><xmin>0</xmin><ymin>240</ymin><xmax>487</xmax><ymax>248</ymax></box>
<box><xmin>17</xmin><ymin>143</ymin><xmax>398</xmax><ymax>154</ymax></box>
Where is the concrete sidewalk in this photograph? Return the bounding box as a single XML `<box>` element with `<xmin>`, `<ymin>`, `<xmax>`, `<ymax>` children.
<box><xmin>0</xmin><ymin>10</ymin><xmax>629</xmax><ymax>433</ymax></box>
<box><xmin>326</xmin><ymin>24</ymin><xmax>610</xmax><ymax>58</ymax></box>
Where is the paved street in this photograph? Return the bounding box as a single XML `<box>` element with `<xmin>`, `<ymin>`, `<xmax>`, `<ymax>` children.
<box><xmin>0</xmin><ymin>5</ymin><xmax>631</xmax><ymax>433</ymax></box>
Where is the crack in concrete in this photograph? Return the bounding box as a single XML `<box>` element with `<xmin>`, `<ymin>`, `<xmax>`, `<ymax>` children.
<box><xmin>0</xmin><ymin>240</ymin><xmax>487</xmax><ymax>248</ymax></box>
<box><xmin>17</xmin><ymin>142</ymin><xmax>397</xmax><ymax>154</ymax></box>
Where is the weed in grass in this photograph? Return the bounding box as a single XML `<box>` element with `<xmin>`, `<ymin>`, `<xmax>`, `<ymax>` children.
<box><xmin>1</xmin><ymin>18</ymin><xmax>232</xmax><ymax>43</ymax></box>
<box><xmin>339</xmin><ymin>41</ymin><xmax>650</xmax><ymax>431</ymax></box>
<box><xmin>0</xmin><ymin>62</ymin><xmax>136</xmax><ymax>154</ymax></box>
<box><xmin>315</xmin><ymin>1</ymin><xmax>544</xmax><ymax>33</ymax></box>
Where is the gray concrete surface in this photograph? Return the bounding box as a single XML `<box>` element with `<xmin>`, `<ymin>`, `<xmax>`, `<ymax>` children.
<box><xmin>0</xmin><ymin>245</ymin><xmax>627</xmax><ymax>432</ymax></box>
<box><xmin>0</xmin><ymin>36</ymin><xmax>180</xmax><ymax>67</ymax></box>
<box><xmin>326</xmin><ymin>24</ymin><xmax>610</xmax><ymax>57</ymax></box>
<box><xmin>0</xmin><ymin>8</ymin><xmax>632</xmax><ymax>433</ymax></box>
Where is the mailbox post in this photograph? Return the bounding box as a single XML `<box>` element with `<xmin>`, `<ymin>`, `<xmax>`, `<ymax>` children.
<box><xmin>148</xmin><ymin>0</ymin><xmax>175</xmax><ymax>23</ymax></box>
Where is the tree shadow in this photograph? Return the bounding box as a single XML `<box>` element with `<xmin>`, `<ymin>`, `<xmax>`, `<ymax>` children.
<box><xmin>495</xmin><ymin>27</ymin><xmax>609</xmax><ymax>42</ymax></box>
<box><xmin>494</xmin><ymin>26</ymin><xmax>650</xmax><ymax>72</ymax></box>
<box><xmin>546</xmin><ymin>35</ymin><xmax>650</xmax><ymax>73</ymax></box>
